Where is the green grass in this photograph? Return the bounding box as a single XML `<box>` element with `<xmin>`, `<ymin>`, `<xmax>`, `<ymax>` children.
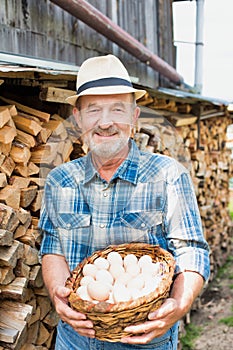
<box><xmin>219</xmin><ymin>316</ymin><xmax>233</xmax><ymax>327</ymax></box>
<box><xmin>180</xmin><ymin>323</ymin><xmax>202</xmax><ymax>350</ymax></box>
<box><xmin>219</xmin><ymin>305</ymin><xmax>233</xmax><ymax>327</ymax></box>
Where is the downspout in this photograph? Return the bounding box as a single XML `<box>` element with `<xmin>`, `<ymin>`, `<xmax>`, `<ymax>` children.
<box><xmin>194</xmin><ymin>0</ymin><xmax>205</xmax><ymax>93</ymax></box>
<box><xmin>50</xmin><ymin>0</ymin><xmax>184</xmax><ymax>85</ymax></box>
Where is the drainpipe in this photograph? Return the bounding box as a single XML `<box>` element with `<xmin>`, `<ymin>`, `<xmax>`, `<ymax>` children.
<box><xmin>50</xmin><ymin>0</ymin><xmax>184</xmax><ymax>85</ymax></box>
<box><xmin>194</xmin><ymin>0</ymin><xmax>205</xmax><ymax>93</ymax></box>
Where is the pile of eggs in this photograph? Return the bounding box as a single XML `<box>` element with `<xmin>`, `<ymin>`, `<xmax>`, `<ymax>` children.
<box><xmin>76</xmin><ymin>252</ymin><xmax>164</xmax><ymax>304</ymax></box>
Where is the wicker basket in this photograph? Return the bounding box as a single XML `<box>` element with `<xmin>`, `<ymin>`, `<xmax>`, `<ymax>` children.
<box><xmin>66</xmin><ymin>243</ymin><xmax>175</xmax><ymax>342</ymax></box>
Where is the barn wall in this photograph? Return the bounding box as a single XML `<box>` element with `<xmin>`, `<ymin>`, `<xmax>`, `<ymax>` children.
<box><xmin>0</xmin><ymin>0</ymin><xmax>176</xmax><ymax>89</ymax></box>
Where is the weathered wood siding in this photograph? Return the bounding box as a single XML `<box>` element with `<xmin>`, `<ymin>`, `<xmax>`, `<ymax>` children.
<box><xmin>0</xmin><ymin>0</ymin><xmax>175</xmax><ymax>88</ymax></box>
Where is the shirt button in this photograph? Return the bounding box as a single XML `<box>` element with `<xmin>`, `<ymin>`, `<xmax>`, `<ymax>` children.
<box><xmin>141</xmin><ymin>223</ymin><xmax>146</xmax><ymax>228</ymax></box>
<box><xmin>103</xmin><ymin>192</ymin><xmax>108</xmax><ymax>197</ymax></box>
<box><xmin>67</xmin><ymin>223</ymin><xmax>71</xmax><ymax>228</ymax></box>
<box><xmin>99</xmin><ymin>224</ymin><xmax>106</xmax><ymax>228</ymax></box>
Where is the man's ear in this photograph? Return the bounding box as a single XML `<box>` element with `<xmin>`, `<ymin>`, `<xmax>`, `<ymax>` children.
<box><xmin>130</xmin><ymin>107</ymin><xmax>140</xmax><ymax>139</ymax></box>
<box><xmin>73</xmin><ymin>107</ymin><xmax>82</xmax><ymax>128</ymax></box>
<box><xmin>132</xmin><ymin>106</ymin><xmax>141</xmax><ymax>125</ymax></box>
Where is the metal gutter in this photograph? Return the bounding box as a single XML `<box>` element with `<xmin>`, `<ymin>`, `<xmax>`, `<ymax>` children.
<box><xmin>199</xmin><ymin>111</ymin><xmax>226</xmax><ymax>120</ymax></box>
<box><xmin>157</xmin><ymin>87</ymin><xmax>230</xmax><ymax>106</ymax></box>
<box><xmin>0</xmin><ymin>52</ymin><xmax>80</xmax><ymax>73</ymax></box>
<box><xmin>50</xmin><ymin>0</ymin><xmax>184</xmax><ymax>85</ymax></box>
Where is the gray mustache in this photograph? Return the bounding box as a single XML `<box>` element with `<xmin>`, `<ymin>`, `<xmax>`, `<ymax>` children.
<box><xmin>93</xmin><ymin>126</ymin><xmax>119</xmax><ymax>136</ymax></box>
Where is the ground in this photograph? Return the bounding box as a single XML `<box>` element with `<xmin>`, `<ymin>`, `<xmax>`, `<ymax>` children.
<box><xmin>186</xmin><ymin>254</ymin><xmax>233</xmax><ymax>350</ymax></box>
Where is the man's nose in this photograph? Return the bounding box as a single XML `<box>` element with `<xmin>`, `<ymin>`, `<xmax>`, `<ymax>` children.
<box><xmin>98</xmin><ymin>108</ymin><xmax>114</xmax><ymax>128</ymax></box>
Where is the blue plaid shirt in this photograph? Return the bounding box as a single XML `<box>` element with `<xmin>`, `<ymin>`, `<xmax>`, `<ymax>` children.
<box><xmin>39</xmin><ymin>140</ymin><xmax>210</xmax><ymax>280</ymax></box>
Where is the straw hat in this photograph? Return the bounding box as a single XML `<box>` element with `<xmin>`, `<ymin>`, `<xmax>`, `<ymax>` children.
<box><xmin>66</xmin><ymin>54</ymin><xmax>147</xmax><ymax>106</ymax></box>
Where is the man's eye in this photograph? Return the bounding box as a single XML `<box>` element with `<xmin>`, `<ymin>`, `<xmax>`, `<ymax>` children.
<box><xmin>88</xmin><ymin>108</ymin><xmax>100</xmax><ymax>113</ymax></box>
<box><xmin>113</xmin><ymin>107</ymin><xmax>124</xmax><ymax>113</ymax></box>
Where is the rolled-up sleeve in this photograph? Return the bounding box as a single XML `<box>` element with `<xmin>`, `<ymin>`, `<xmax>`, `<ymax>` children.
<box><xmin>165</xmin><ymin>170</ymin><xmax>210</xmax><ymax>281</ymax></box>
<box><xmin>38</xmin><ymin>180</ymin><xmax>64</xmax><ymax>257</ymax></box>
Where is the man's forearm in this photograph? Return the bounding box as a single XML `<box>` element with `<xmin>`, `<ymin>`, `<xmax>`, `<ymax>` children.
<box><xmin>170</xmin><ymin>271</ymin><xmax>204</xmax><ymax>318</ymax></box>
<box><xmin>42</xmin><ymin>254</ymin><xmax>71</xmax><ymax>303</ymax></box>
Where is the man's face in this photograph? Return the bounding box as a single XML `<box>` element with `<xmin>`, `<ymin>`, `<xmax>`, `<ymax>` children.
<box><xmin>74</xmin><ymin>94</ymin><xmax>140</xmax><ymax>160</ymax></box>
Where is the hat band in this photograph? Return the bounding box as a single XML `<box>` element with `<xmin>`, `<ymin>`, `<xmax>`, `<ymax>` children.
<box><xmin>77</xmin><ymin>77</ymin><xmax>133</xmax><ymax>94</ymax></box>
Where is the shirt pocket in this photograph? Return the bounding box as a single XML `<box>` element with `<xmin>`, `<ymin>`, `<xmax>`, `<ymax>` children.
<box><xmin>56</xmin><ymin>213</ymin><xmax>91</xmax><ymax>229</ymax></box>
<box><xmin>56</xmin><ymin>213</ymin><xmax>92</xmax><ymax>269</ymax></box>
<box><xmin>117</xmin><ymin>210</ymin><xmax>164</xmax><ymax>245</ymax></box>
<box><xmin>120</xmin><ymin>210</ymin><xmax>163</xmax><ymax>230</ymax></box>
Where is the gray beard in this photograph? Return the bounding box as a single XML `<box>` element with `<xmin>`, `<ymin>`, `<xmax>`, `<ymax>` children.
<box><xmin>89</xmin><ymin>137</ymin><xmax>129</xmax><ymax>160</ymax></box>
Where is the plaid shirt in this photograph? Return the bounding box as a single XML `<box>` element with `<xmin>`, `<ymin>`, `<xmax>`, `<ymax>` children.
<box><xmin>39</xmin><ymin>140</ymin><xmax>210</xmax><ymax>280</ymax></box>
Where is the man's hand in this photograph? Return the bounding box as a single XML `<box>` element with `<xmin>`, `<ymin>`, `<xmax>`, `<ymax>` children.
<box><xmin>42</xmin><ymin>254</ymin><xmax>95</xmax><ymax>338</ymax></box>
<box><xmin>53</xmin><ymin>285</ymin><xmax>95</xmax><ymax>338</ymax></box>
<box><xmin>120</xmin><ymin>298</ymin><xmax>178</xmax><ymax>344</ymax></box>
<box><xmin>121</xmin><ymin>271</ymin><xmax>204</xmax><ymax>345</ymax></box>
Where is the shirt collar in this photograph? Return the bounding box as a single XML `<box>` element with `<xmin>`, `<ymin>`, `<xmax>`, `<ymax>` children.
<box><xmin>83</xmin><ymin>140</ymin><xmax>140</xmax><ymax>185</ymax></box>
<box><xmin>83</xmin><ymin>153</ymin><xmax>98</xmax><ymax>184</ymax></box>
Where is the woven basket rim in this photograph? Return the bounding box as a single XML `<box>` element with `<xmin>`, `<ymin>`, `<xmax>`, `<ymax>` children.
<box><xmin>66</xmin><ymin>243</ymin><xmax>175</xmax><ymax>313</ymax></box>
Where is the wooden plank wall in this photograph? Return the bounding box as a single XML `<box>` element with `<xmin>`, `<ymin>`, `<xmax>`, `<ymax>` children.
<box><xmin>0</xmin><ymin>0</ymin><xmax>176</xmax><ymax>89</ymax></box>
<box><xmin>157</xmin><ymin>0</ymin><xmax>176</xmax><ymax>86</ymax></box>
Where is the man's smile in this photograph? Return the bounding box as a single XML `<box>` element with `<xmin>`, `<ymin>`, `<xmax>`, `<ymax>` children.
<box><xmin>93</xmin><ymin>127</ymin><xmax>120</xmax><ymax>139</ymax></box>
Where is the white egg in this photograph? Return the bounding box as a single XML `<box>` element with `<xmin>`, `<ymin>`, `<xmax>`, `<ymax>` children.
<box><xmin>151</xmin><ymin>262</ymin><xmax>161</xmax><ymax>276</ymax></box>
<box><xmin>82</xmin><ymin>263</ymin><xmax>98</xmax><ymax>278</ymax></box>
<box><xmin>114</xmin><ymin>272</ymin><xmax>131</xmax><ymax>286</ymax></box>
<box><xmin>138</xmin><ymin>255</ymin><xmax>153</xmax><ymax>267</ymax></box>
<box><xmin>80</xmin><ymin>275</ymin><xmax>95</xmax><ymax>286</ymax></box>
<box><xmin>95</xmin><ymin>269</ymin><xmax>114</xmax><ymax>285</ymax></box>
<box><xmin>107</xmin><ymin>291</ymin><xmax>115</xmax><ymax>304</ymax></box>
<box><xmin>141</xmin><ymin>271</ymin><xmax>153</xmax><ymax>282</ymax></box>
<box><xmin>107</xmin><ymin>252</ymin><xmax>123</xmax><ymax>265</ymax></box>
<box><xmin>130</xmin><ymin>288</ymin><xmax>143</xmax><ymax>300</ymax></box>
<box><xmin>76</xmin><ymin>285</ymin><xmax>92</xmax><ymax>301</ymax></box>
<box><xmin>123</xmin><ymin>254</ymin><xmax>138</xmax><ymax>268</ymax></box>
<box><xmin>142</xmin><ymin>276</ymin><xmax>162</xmax><ymax>296</ymax></box>
<box><xmin>109</xmin><ymin>264</ymin><xmax>125</xmax><ymax>279</ymax></box>
<box><xmin>125</xmin><ymin>262</ymin><xmax>140</xmax><ymax>277</ymax></box>
<box><xmin>112</xmin><ymin>284</ymin><xmax>132</xmax><ymax>303</ymax></box>
<box><xmin>141</xmin><ymin>261</ymin><xmax>161</xmax><ymax>277</ymax></box>
<box><xmin>126</xmin><ymin>274</ymin><xmax>145</xmax><ymax>290</ymax></box>
<box><xmin>87</xmin><ymin>281</ymin><xmax>111</xmax><ymax>301</ymax></box>
<box><xmin>143</xmin><ymin>275</ymin><xmax>153</xmax><ymax>286</ymax></box>
<box><xmin>93</xmin><ymin>257</ymin><xmax>109</xmax><ymax>270</ymax></box>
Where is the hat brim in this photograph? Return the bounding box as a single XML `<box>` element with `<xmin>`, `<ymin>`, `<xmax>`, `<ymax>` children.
<box><xmin>65</xmin><ymin>86</ymin><xmax>147</xmax><ymax>106</ymax></box>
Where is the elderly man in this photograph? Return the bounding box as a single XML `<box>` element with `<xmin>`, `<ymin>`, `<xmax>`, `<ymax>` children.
<box><xmin>39</xmin><ymin>54</ymin><xmax>210</xmax><ymax>350</ymax></box>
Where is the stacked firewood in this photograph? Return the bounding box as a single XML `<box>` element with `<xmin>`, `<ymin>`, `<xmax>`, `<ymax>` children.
<box><xmin>135</xmin><ymin>95</ymin><xmax>233</xmax><ymax>282</ymax></box>
<box><xmin>0</xmin><ymin>92</ymin><xmax>232</xmax><ymax>349</ymax></box>
<box><xmin>0</xmin><ymin>97</ymin><xmax>85</xmax><ymax>349</ymax></box>
<box><xmin>189</xmin><ymin>118</ymin><xmax>233</xmax><ymax>279</ymax></box>
<box><xmin>0</xmin><ymin>213</ymin><xmax>58</xmax><ymax>349</ymax></box>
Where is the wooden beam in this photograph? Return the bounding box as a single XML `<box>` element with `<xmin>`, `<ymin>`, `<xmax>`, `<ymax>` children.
<box><xmin>40</xmin><ymin>86</ymin><xmax>76</xmax><ymax>103</ymax></box>
<box><xmin>0</xmin><ymin>96</ymin><xmax>50</xmax><ymax>122</ymax></box>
